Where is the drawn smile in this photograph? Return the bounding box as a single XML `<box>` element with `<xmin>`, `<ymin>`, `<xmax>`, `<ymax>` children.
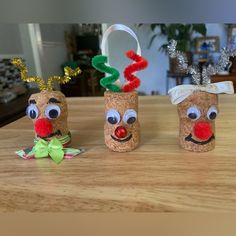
<box><xmin>111</xmin><ymin>134</ymin><xmax>133</xmax><ymax>142</ymax></box>
<box><xmin>185</xmin><ymin>133</ymin><xmax>215</xmax><ymax>145</ymax></box>
<box><xmin>37</xmin><ymin>129</ymin><xmax>62</xmax><ymax>139</ymax></box>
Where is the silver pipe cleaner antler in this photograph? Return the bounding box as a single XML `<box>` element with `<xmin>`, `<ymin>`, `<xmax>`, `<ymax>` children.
<box><xmin>167</xmin><ymin>39</ymin><xmax>236</xmax><ymax>85</ymax></box>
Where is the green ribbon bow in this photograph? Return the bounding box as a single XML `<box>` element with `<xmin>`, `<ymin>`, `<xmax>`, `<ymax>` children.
<box><xmin>34</xmin><ymin>138</ymin><xmax>64</xmax><ymax>164</ymax></box>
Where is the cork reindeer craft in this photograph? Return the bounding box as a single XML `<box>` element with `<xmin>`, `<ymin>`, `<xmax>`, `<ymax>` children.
<box><xmin>12</xmin><ymin>58</ymin><xmax>83</xmax><ymax>163</ymax></box>
<box><xmin>168</xmin><ymin>40</ymin><xmax>235</xmax><ymax>152</ymax></box>
<box><xmin>92</xmin><ymin>24</ymin><xmax>148</xmax><ymax>152</ymax></box>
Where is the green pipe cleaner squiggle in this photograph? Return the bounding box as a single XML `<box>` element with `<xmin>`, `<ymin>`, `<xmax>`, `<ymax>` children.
<box><xmin>92</xmin><ymin>55</ymin><xmax>121</xmax><ymax>92</ymax></box>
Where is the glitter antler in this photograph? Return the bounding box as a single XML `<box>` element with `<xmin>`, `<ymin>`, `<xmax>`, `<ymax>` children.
<box><xmin>47</xmin><ymin>66</ymin><xmax>82</xmax><ymax>91</ymax></box>
<box><xmin>12</xmin><ymin>58</ymin><xmax>81</xmax><ymax>91</ymax></box>
<box><xmin>167</xmin><ymin>40</ymin><xmax>201</xmax><ymax>85</ymax></box>
<box><xmin>167</xmin><ymin>40</ymin><xmax>189</xmax><ymax>71</ymax></box>
<box><xmin>11</xmin><ymin>58</ymin><xmax>47</xmax><ymax>91</ymax></box>
<box><xmin>204</xmin><ymin>47</ymin><xmax>236</xmax><ymax>79</ymax></box>
<box><xmin>167</xmin><ymin>39</ymin><xmax>236</xmax><ymax>85</ymax></box>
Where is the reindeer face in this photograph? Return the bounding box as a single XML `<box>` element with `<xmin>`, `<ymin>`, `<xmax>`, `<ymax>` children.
<box><xmin>26</xmin><ymin>90</ymin><xmax>69</xmax><ymax>140</ymax></box>
<box><xmin>104</xmin><ymin>91</ymin><xmax>140</xmax><ymax>152</ymax></box>
<box><xmin>177</xmin><ymin>91</ymin><xmax>218</xmax><ymax>152</ymax></box>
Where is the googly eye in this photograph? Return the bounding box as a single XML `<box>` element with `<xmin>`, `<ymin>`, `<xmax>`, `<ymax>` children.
<box><xmin>106</xmin><ymin>109</ymin><xmax>120</xmax><ymax>124</ymax></box>
<box><xmin>123</xmin><ymin>109</ymin><xmax>137</xmax><ymax>124</ymax></box>
<box><xmin>45</xmin><ymin>104</ymin><xmax>61</xmax><ymax>119</ymax></box>
<box><xmin>207</xmin><ymin>106</ymin><xmax>218</xmax><ymax>120</ymax></box>
<box><xmin>187</xmin><ymin>106</ymin><xmax>201</xmax><ymax>120</ymax></box>
<box><xmin>26</xmin><ymin>104</ymin><xmax>39</xmax><ymax>119</ymax></box>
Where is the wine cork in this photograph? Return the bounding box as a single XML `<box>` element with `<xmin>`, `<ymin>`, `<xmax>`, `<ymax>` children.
<box><xmin>177</xmin><ymin>91</ymin><xmax>218</xmax><ymax>152</ymax></box>
<box><xmin>28</xmin><ymin>90</ymin><xmax>69</xmax><ymax>142</ymax></box>
<box><xmin>104</xmin><ymin>91</ymin><xmax>140</xmax><ymax>152</ymax></box>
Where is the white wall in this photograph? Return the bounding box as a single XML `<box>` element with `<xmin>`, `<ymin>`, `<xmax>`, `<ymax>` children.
<box><xmin>18</xmin><ymin>24</ymin><xmax>42</xmax><ymax>78</ymax></box>
<box><xmin>39</xmin><ymin>24</ymin><xmax>73</xmax><ymax>81</ymax></box>
<box><xmin>136</xmin><ymin>25</ymin><xmax>168</xmax><ymax>95</ymax></box>
<box><xmin>0</xmin><ymin>24</ymin><xmax>23</xmax><ymax>55</ymax></box>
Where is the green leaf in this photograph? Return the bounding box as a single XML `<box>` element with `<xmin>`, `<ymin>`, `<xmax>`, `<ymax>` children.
<box><xmin>192</xmin><ymin>24</ymin><xmax>207</xmax><ymax>36</ymax></box>
<box><xmin>148</xmin><ymin>34</ymin><xmax>158</xmax><ymax>48</ymax></box>
<box><xmin>146</xmin><ymin>23</ymin><xmax>207</xmax><ymax>52</ymax></box>
<box><xmin>151</xmin><ymin>24</ymin><xmax>158</xmax><ymax>31</ymax></box>
<box><xmin>159</xmin><ymin>44</ymin><xmax>168</xmax><ymax>52</ymax></box>
<box><xmin>159</xmin><ymin>24</ymin><xmax>167</xmax><ymax>35</ymax></box>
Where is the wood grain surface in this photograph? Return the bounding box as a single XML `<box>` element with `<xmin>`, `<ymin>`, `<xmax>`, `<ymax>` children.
<box><xmin>0</xmin><ymin>95</ymin><xmax>236</xmax><ymax>212</ymax></box>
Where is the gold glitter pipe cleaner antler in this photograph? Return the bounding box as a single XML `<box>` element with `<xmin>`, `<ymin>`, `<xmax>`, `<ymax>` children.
<box><xmin>47</xmin><ymin>66</ymin><xmax>82</xmax><ymax>91</ymax></box>
<box><xmin>11</xmin><ymin>58</ymin><xmax>47</xmax><ymax>91</ymax></box>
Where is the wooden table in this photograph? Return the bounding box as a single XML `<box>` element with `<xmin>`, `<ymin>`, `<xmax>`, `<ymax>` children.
<box><xmin>0</xmin><ymin>95</ymin><xmax>236</xmax><ymax>212</ymax></box>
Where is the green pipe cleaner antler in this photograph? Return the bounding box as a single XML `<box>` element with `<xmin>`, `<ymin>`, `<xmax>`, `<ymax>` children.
<box><xmin>92</xmin><ymin>55</ymin><xmax>121</xmax><ymax>92</ymax></box>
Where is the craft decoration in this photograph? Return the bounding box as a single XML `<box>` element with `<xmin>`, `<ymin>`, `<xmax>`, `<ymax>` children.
<box><xmin>12</xmin><ymin>58</ymin><xmax>83</xmax><ymax>163</ymax></box>
<box><xmin>92</xmin><ymin>24</ymin><xmax>148</xmax><ymax>152</ymax></box>
<box><xmin>167</xmin><ymin>40</ymin><xmax>235</xmax><ymax>152</ymax></box>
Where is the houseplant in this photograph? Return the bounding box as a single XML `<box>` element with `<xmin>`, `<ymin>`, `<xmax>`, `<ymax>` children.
<box><xmin>144</xmin><ymin>24</ymin><xmax>207</xmax><ymax>73</ymax></box>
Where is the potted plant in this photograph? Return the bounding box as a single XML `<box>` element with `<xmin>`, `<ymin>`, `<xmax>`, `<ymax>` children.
<box><xmin>144</xmin><ymin>24</ymin><xmax>207</xmax><ymax>73</ymax></box>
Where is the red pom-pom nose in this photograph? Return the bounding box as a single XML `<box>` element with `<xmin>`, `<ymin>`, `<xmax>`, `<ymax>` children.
<box><xmin>193</xmin><ymin>121</ymin><xmax>213</xmax><ymax>140</ymax></box>
<box><xmin>34</xmin><ymin>118</ymin><xmax>53</xmax><ymax>137</ymax></box>
<box><xmin>115</xmin><ymin>126</ymin><xmax>128</xmax><ymax>139</ymax></box>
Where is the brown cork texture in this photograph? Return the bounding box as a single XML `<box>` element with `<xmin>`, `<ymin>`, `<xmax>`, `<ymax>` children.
<box><xmin>177</xmin><ymin>91</ymin><xmax>218</xmax><ymax>152</ymax></box>
<box><xmin>29</xmin><ymin>90</ymin><xmax>69</xmax><ymax>141</ymax></box>
<box><xmin>104</xmin><ymin>91</ymin><xmax>140</xmax><ymax>152</ymax></box>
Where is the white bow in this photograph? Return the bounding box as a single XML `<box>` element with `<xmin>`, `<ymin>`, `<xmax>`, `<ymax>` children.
<box><xmin>168</xmin><ymin>81</ymin><xmax>234</xmax><ymax>105</ymax></box>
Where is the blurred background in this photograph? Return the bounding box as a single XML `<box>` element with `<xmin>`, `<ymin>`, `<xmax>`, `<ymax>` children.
<box><xmin>1</xmin><ymin>23</ymin><xmax>236</xmax><ymax>126</ymax></box>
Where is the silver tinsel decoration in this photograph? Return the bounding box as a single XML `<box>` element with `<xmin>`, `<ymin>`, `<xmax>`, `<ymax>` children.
<box><xmin>167</xmin><ymin>39</ymin><xmax>236</xmax><ymax>85</ymax></box>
